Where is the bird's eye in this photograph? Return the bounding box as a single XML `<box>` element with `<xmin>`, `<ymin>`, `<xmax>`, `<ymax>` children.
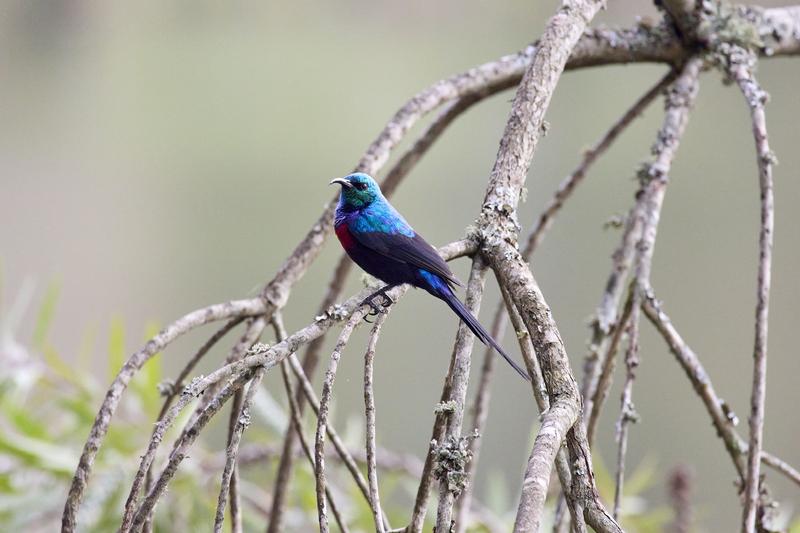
<box><xmin>355</xmin><ymin>182</ymin><xmax>368</xmax><ymax>191</ymax></box>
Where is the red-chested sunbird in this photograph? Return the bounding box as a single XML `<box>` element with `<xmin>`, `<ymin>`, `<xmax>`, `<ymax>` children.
<box><xmin>330</xmin><ymin>172</ymin><xmax>529</xmax><ymax>380</ymax></box>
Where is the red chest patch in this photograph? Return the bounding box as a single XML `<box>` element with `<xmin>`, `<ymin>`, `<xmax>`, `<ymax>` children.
<box><xmin>335</xmin><ymin>224</ymin><xmax>356</xmax><ymax>250</ymax></box>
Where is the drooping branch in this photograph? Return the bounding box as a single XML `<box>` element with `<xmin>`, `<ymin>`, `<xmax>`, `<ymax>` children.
<box><xmin>642</xmin><ymin>291</ymin><xmax>799</xmax><ymax>513</ymax></box>
<box><xmin>500</xmin><ymin>282</ymin><xmax>583</xmax><ymax>532</ymax></box>
<box><xmin>525</xmin><ymin>68</ymin><xmax>679</xmax><ymax>254</ymax></box>
<box><xmin>131</xmin><ymin>369</ymin><xmax>257</xmax><ymax>531</ymax></box>
<box><xmin>121</xmin><ymin>242</ymin><xmax>469</xmax><ymax>533</ymax></box>
<box><xmin>124</xmin><ymin>316</ymin><xmax>244</xmax><ymax>529</ymax></box>
<box><xmin>363</xmin><ymin>313</ymin><xmax>389</xmax><ymax>533</ymax></box>
<box><xmin>406</xmin><ymin>376</ymin><xmax>453</xmax><ymax>532</ymax></box>
<box><xmin>587</xmin><ymin>57</ymin><xmax>702</xmax><ymax>450</ymax></box>
<box><xmin>612</xmin><ymin>57</ymin><xmax>702</xmax><ymax>520</ymax></box>
<box><xmin>468</xmin><ymin>0</ymin><xmax>618</xmax><ymax>529</ymax></box>
<box><xmin>314</xmin><ymin>314</ymin><xmax>368</xmax><ymax>533</ymax></box>
<box><xmin>213</xmin><ymin>345</ymin><xmax>267</xmax><ymax>533</ymax></box>
<box><xmin>458</xmin><ymin>68</ymin><xmax>676</xmax><ymax>533</ymax></box>
<box><xmin>276</xmin><ymin>320</ymin><xmax>350</xmax><ymax>533</ymax></box>
<box><xmin>722</xmin><ymin>44</ymin><xmax>776</xmax><ymax>533</ymax></box>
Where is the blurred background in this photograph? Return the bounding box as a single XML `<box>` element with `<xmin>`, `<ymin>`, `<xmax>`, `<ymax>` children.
<box><xmin>1</xmin><ymin>0</ymin><xmax>798</xmax><ymax>531</ymax></box>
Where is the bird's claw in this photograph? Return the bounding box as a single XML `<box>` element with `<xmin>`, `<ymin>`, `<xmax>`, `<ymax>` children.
<box><xmin>359</xmin><ymin>289</ymin><xmax>394</xmax><ymax>323</ymax></box>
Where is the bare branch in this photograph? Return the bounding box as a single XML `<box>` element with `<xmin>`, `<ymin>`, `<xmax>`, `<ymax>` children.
<box><xmin>214</xmin><ymin>344</ymin><xmax>268</xmax><ymax>533</ymax></box>
<box><xmin>277</xmin><ymin>318</ymin><xmax>350</xmax><ymax>533</ymax></box>
<box><xmin>407</xmin><ymin>382</ymin><xmax>452</xmax><ymax>532</ymax></box>
<box><xmin>120</xmin><ymin>242</ymin><xmax>467</xmax><ymax>533</ymax></box>
<box><xmin>266</xmin><ymin>254</ymin><xmax>352</xmax><ymax>533</ymax></box>
<box><xmin>722</xmin><ymin>46</ymin><xmax>776</xmax><ymax>533</ymax></box>
<box><xmin>513</xmin><ymin>400</ymin><xmax>580</xmax><ymax>533</ymax></box>
<box><xmin>433</xmin><ymin>258</ymin><xmax>488</xmax><ymax>531</ymax></box>
<box><xmin>214</xmin><ymin>318</ymin><xmax>271</xmax><ymax>533</ymax></box>
<box><xmin>314</xmin><ymin>314</ymin><xmax>362</xmax><ymax>533</ymax></box>
<box><xmin>761</xmin><ymin>452</ymin><xmax>800</xmax><ymax>486</ymax></box>
<box><xmin>612</xmin><ymin>59</ymin><xmax>703</xmax><ymax>520</ymax></box>
<box><xmin>587</xmin><ymin>58</ymin><xmax>702</xmax><ymax>452</ymax></box>
<box><xmin>460</xmin><ymin>68</ymin><xmax>676</xmax><ymax>533</ymax></box>
<box><xmin>642</xmin><ymin>291</ymin><xmax>800</xmax><ymax>489</ymax></box>
<box><xmin>63</xmin><ymin>299</ymin><xmax>266</xmax><ymax>531</ymax></box>
<box><xmin>61</xmin><ymin>7</ymin><xmax>800</xmax><ymax>527</ymax></box>
<box><xmin>464</xmin><ymin>0</ymin><xmax>619</xmax><ymax>529</ymax></box>
<box><xmin>119</xmin><ymin>317</ymin><xmax>245</xmax><ymax>530</ymax></box>
<box><xmin>453</xmin><ymin>298</ymin><xmax>502</xmax><ymax>533</ymax></box>
<box><xmin>131</xmin><ymin>369</ymin><xmax>256</xmax><ymax>531</ymax></box>
<box><xmin>499</xmin><ymin>283</ymin><xmax>583</xmax><ymax>532</ymax></box>
<box><xmin>285</xmin><ymin>345</ymin><xmax>387</xmax><ymax>511</ymax></box>
<box><xmin>526</xmin><ymin>68</ymin><xmax>679</xmax><ymax>254</ymax></box>
<box><xmin>364</xmin><ymin>314</ymin><xmax>389</xmax><ymax>533</ymax></box>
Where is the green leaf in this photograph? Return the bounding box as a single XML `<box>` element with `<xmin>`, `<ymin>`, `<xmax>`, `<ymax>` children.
<box><xmin>130</xmin><ymin>321</ymin><xmax>163</xmax><ymax>417</ymax></box>
<box><xmin>141</xmin><ymin>321</ymin><xmax>163</xmax><ymax>388</ymax></box>
<box><xmin>32</xmin><ymin>282</ymin><xmax>60</xmax><ymax>350</ymax></box>
<box><xmin>0</xmin><ymin>430</ymin><xmax>76</xmax><ymax>477</ymax></box>
<box><xmin>624</xmin><ymin>454</ymin><xmax>658</xmax><ymax>497</ymax></box>
<box><xmin>77</xmin><ymin>322</ymin><xmax>98</xmax><ymax>371</ymax></box>
<box><xmin>43</xmin><ymin>343</ymin><xmax>81</xmax><ymax>388</ymax></box>
<box><xmin>3</xmin><ymin>402</ymin><xmax>51</xmax><ymax>440</ymax></box>
<box><xmin>108</xmin><ymin>317</ymin><xmax>126</xmax><ymax>382</ymax></box>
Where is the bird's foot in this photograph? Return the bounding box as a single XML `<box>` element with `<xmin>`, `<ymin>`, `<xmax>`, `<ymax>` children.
<box><xmin>359</xmin><ymin>286</ymin><xmax>395</xmax><ymax>323</ymax></box>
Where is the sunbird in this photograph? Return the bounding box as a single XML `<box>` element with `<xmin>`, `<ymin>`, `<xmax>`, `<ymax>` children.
<box><xmin>330</xmin><ymin>172</ymin><xmax>529</xmax><ymax>380</ymax></box>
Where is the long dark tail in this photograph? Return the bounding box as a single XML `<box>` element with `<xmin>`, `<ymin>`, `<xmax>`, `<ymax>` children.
<box><xmin>440</xmin><ymin>289</ymin><xmax>530</xmax><ymax>381</ymax></box>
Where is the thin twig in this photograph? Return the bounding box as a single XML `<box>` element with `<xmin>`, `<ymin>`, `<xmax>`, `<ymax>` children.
<box><xmin>453</xmin><ymin>305</ymin><xmax>503</xmax><ymax>533</ymax></box>
<box><xmin>214</xmin><ymin>318</ymin><xmax>269</xmax><ymax>533</ymax></box>
<box><xmin>406</xmin><ymin>381</ymin><xmax>452</xmax><ymax>532</ymax></box>
<box><xmin>314</xmin><ymin>315</ymin><xmax>362</xmax><ymax>533</ymax></box>
<box><xmin>285</xmin><ymin>340</ymin><xmax>392</xmax><ymax>516</ymax></box>
<box><xmin>276</xmin><ymin>310</ymin><xmax>351</xmax><ymax>533</ymax></box>
<box><xmin>118</xmin><ymin>317</ymin><xmax>244</xmax><ymax>530</ymax></box>
<box><xmin>724</xmin><ymin>46</ymin><xmax>776</xmax><ymax>533</ymax></box>
<box><xmin>214</xmin><ymin>354</ymin><xmax>267</xmax><ymax>533</ymax></box>
<box><xmin>433</xmin><ymin>257</ymin><xmax>488</xmax><ymax>532</ymax></box>
<box><xmin>130</xmin><ymin>369</ymin><xmax>256</xmax><ymax>531</ymax></box>
<box><xmin>642</xmin><ymin>292</ymin><xmax>799</xmax><ymax>497</ymax></box>
<box><xmin>613</xmin><ymin>317</ymin><xmax>639</xmax><ymax>519</ymax></box>
<box><xmin>525</xmin><ymin>69</ymin><xmax>679</xmax><ymax>254</ymax></box>
<box><xmin>280</xmin><ymin>358</ymin><xmax>350</xmax><ymax>533</ymax></box>
<box><xmin>266</xmin><ymin>254</ymin><xmax>352</xmax><ymax>533</ymax></box>
<box><xmin>364</xmin><ymin>314</ymin><xmax>389</xmax><ymax>533</ymax></box>
<box><xmin>65</xmin><ymin>299</ymin><xmax>266</xmax><ymax>531</ymax></box>
<box><xmin>587</xmin><ymin>58</ymin><xmax>702</xmax><ymax>455</ymax></box>
<box><xmin>586</xmin><ymin>287</ymin><xmax>635</xmax><ymax>446</ymax></box>
<box><xmin>612</xmin><ymin>59</ymin><xmax>703</xmax><ymax>521</ymax></box>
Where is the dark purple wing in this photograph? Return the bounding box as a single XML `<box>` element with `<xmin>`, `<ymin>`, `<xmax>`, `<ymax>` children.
<box><xmin>350</xmin><ymin>230</ymin><xmax>463</xmax><ymax>288</ymax></box>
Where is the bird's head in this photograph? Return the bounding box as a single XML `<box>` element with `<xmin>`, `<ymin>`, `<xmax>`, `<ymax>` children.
<box><xmin>330</xmin><ymin>173</ymin><xmax>382</xmax><ymax>209</ymax></box>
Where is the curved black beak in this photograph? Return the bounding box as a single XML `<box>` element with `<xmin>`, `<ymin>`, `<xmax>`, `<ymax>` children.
<box><xmin>329</xmin><ymin>178</ymin><xmax>353</xmax><ymax>189</ymax></box>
